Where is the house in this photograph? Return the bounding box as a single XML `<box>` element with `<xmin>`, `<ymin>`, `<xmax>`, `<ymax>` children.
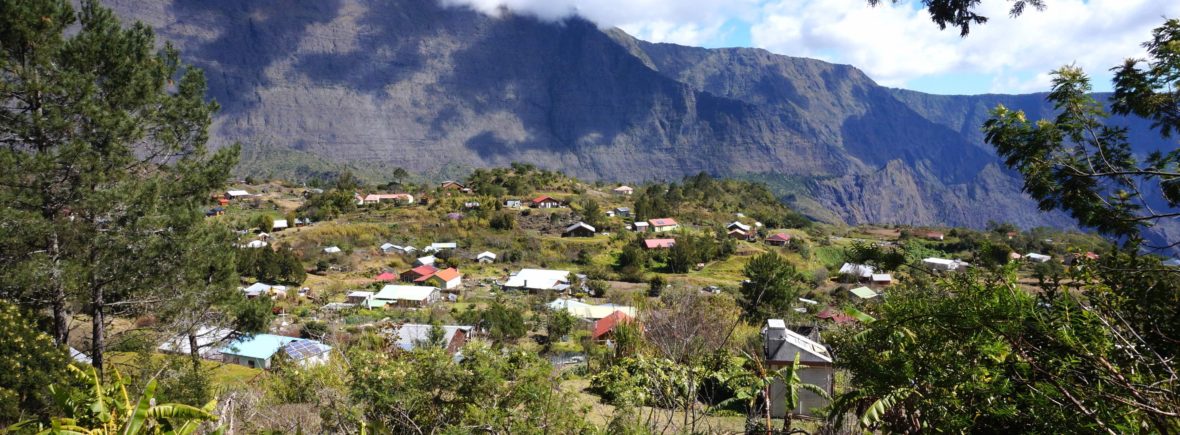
<box><xmin>1025</xmin><ymin>253</ymin><xmax>1051</xmax><ymax>263</ymax></box>
<box><xmin>648</xmin><ymin>218</ymin><xmax>679</xmax><ymax>232</ymax></box>
<box><xmin>838</xmin><ymin>263</ymin><xmax>875</xmax><ymax>281</ymax></box>
<box><xmin>323</xmin><ymin>246</ymin><xmax>342</xmax><ymax>254</ymax></box>
<box><xmin>871</xmin><ymin>273</ymin><xmax>893</xmax><ymax>285</ymax></box>
<box><xmin>632</xmin><ymin>221</ymin><xmax>650</xmax><ymax>232</ymax></box>
<box><xmin>414</xmin><ymin>256</ymin><xmax>437</xmax><ymax>267</ymax></box>
<box><xmin>504</xmin><ymin>269</ymin><xmax>572</xmax><ymax>293</ymax></box>
<box><xmin>294</xmin><ymin>218</ymin><xmax>312</xmax><ymax>227</ymax></box>
<box><xmin>463</xmin><ymin>201</ymin><xmax>481</xmax><ymax>209</ymax></box>
<box><xmin>380</xmin><ymin>243</ymin><xmax>398</xmax><ymax>254</ymax></box>
<box><xmin>726</xmin><ymin>221</ymin><xmax>752</xmax><ymax>232</ymax></box>
<box><xmin>271</xmin><ymin>219</ymin><xmax>289</xmax><ymax>231</ymax></box>
<box><xmin>205</xmin><ymin>207</ymin><xmax>225</xmax><ymax>217</ymax></box>
<box><xmin>244</xmin><ymin>240</ymin><xmax>268</xmax><ymax>249</ymax></box>
<box><xmin>242</xmin><ymin>283</ymin><xmax>287</xmax><ymax>299</ymax></box>
<box><xmin>562</xmin><ymin>222</ymin><xmax>597</xmax><ymax>237</ymax></box>
<box><xmin>849</xmin><ymin>286</ymin><xmax>879</xmax><ymax>299</ymax></box>
<box><xmin>765</xmin><ymin>233</ymin><xmax>792</xmax><ymax>246</ymax></box>
<box><xmin>219</xmin><ymin>334</ymin><xmax>331</xmax><ymax>369</ymax></box>
<box><xmin>374</xmin><ymin>272</ymin><xmax>398</xmax><ymax>282</ymax></box>
<box><xmin>402</xmin><ymin>265</ymin><xmax>439</xmax><ymax>282</ymax></box>
<box><xmin>816</xmin><ymin>307</ymin><xmax>856</xmax><ymax>325</ymax></box>
<box><xmin>923</xmin><ymin>257</ymin><xmax>967</xmax><ymax>271</ymax></box>
<box><xmin>592</xmin><ymin>310</ymin><xmax>635</xmax><ymax>341</ymax></box>
<box><xmin>605</xmin><ymin>210</ymin><xmax>615</xmax><ymax>218</ymax></box>
<box><xmin>728</xmin><ymin>228</ymin><xmax>753</xmax><ymax>241</ymax></box>
<box><xmin>398</xmin><ymin>245</ymin><xmax>417</xmax><ymax>255</ymax></box>
<box><xmin>356</xmin><ymin>193</ymin><xmax>415</xmax><ymax>206</ymax></box>
<box><xmin>643</xmin><ymin>238</ymin><xmax>676</xmax><ymax>250</ymax></box>
<box><xmin>549</xmin><ymin>298</ymin><xmax>638</xmax><ymax>320</ymax></box>
<box><xmin>386</xmin><ymin>323</ymin><xmax>473</xmax><ymax>354</ymax></box>
<box><xmin>764</xmin><ymin>319</ymin><xmax>834</xmax><ymax>417</ymax></box>
<box><xmin>70</xmin><ymin>346</ymin><xmax>92</xmax><ymax>365</ymax></box>
<box><xmin>440</xmin><ymin>180</ymin><xmax>466</xmax><ymax>191</ymax></box>
<box><xmin>422</xmin><ymin>267</ymin><xmax>462</xmax><ymax>290</ymax></box>
<box><xmin>614</xmin><ymin>207</ymin><xmax>631</xmax><ymax>218</ymax></box>
<box><xmin>372</xmin><ymin>285</ymin><xmax>441</xmax><ymax>308</ymax></box>
<box><xmin>225</xmin><ymin>190</ymin><xmax>251</xmax><ymax>200</ymax></box>
<box><xmin>158</xmin><ymin>326</ymin><xmax>234</xmax><ymax>359</ymax></box>
<box><xmin>532</xmin><ymin>195</ymin><xmax>563</xmax><ymax>208</ymax></box>
<box><xmin>476</xmin><ymin>251</ymin><xmax>497</xmax><ymax>263</ymax></box>
<box><xmin>612</xmin><ymin>185</ymin><xmax>634</xmax><ymax>196</ymax></box>
<box><xmin>425</xmin><ymin>242</ymin><xmax>457</xmax><ymax>253</ymax></box>
<box><xmin>346</xmin><ymin>291</ymin><xmax>374</xmax><ymax>305</ymax></box>
<box><xmin>925</xmin><ymin>232</ymin><xmax>945</xmax><ymax>241</ymax></box>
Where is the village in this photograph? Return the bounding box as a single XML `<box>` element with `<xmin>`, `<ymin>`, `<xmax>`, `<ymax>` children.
<box><xmin>63</xmin><ymin>165</ymin><xmax>1114</xmax><ymax>430</ymax></box>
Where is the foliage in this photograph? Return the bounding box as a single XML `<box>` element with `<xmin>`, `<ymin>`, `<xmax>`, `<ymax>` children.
<box><xmin>739</xmin><ymin>252</ymin><xmax>806</xmax><ymax>320</ymax></box>
<box><xmin>0</xmin><ymin>0</ymin><xmax>238</xmax><ymax>372</ymax></box>
<box><xmin>870</xmin><ymin>0</ymin><xmax>1044</xmax><ymax>36</ymax></box>
<box><xmin>631</xmin><ymin>172</ymin><xmax>810</xmax><ymax>229</ymax></box>
<box><xmin>236</xmin><ymin>245</ymin><xmax>306</xmax><ymax>285</ymax></box>
<box><xmin>985</xmin><ymin>26</ymin><xmax>1180</xmax><ymax>239</ymax></box>
<box><xmin>11</xmin><ymin>367</ymin><xmax>221</xmax><ymax>434</ymax></box>
<box><xmin>0</xmin><ymin>302</ymin><xmax>75</xmax><ymax>425</ymax></box>
<box><xmin>349</xmin><ymin>343</ymin><xmax>593</xmax><ymax>433</ymax></box>
<box><xmin>489</xmin><ymin>212</ymin><xmax>516</xmax><ymax>230</ymax></box>
<box><xmin>545</xmin><ymin>309</ymin><xmax>576</xmax><ymax>348</ymax></box>
<box><xmin>456</xmin><ymin>301</ymin><xmax>527</xmax><ymax>343</ymax></box>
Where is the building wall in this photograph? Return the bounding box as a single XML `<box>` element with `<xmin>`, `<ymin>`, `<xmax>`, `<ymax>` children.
<box><xmin>769</xmin><ymin>365</ymin><xmax>834</xmax><ymax>418</ymax></box>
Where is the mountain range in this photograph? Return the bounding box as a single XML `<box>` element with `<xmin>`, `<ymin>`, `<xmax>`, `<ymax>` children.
<box><xmin>106</xmin><ymin>0</ymin><xmax>1177</xmax><ymax>245</ymax></box>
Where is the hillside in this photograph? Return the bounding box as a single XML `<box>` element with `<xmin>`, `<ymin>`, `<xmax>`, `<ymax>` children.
<box><xmin>105</xmin><ymin>0</ymin><xmax>1171</xmax><ymax>240</ymax></box>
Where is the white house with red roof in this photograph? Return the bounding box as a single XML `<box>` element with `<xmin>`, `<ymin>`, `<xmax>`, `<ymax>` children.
<box><xmin>531</xmin><ymin>195</ymin><xmax>563</xmax><ymax>208</ymax></box>
<box><xmin>647</xmin><ymin>218</ymin><xmax>679</xmax><ymax>232</ymax></box>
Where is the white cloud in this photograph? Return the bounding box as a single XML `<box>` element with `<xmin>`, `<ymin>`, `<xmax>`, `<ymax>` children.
<box><xmin>439</xmin><ymin>0</ymin><xmax>1180</xmax><ymax>93</ymax></box>
<box><xmin>749</xmin><ymin>0</ymin><xmax>1180</xmax><ymax>92</ymax></box>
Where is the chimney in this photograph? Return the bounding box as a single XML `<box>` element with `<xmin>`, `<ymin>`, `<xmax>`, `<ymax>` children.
<box><xmin>765</xmin><ymin>319</ymin><xmax>788</xmax><ymax>360</ymax></box>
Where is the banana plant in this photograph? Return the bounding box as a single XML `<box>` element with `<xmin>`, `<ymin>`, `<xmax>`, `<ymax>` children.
<box><xmin>4</xmin><ymin>366</ymin><xmax>222</xmax><ymax>435</ymax></box>
<box><xmin>713</xmin><ymin>352</ymin><xmax>830</xmax><ymax>433</ymax></box>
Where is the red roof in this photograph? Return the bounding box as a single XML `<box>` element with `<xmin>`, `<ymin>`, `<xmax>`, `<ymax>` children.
<box><xmin>648</xmin><ymin>218</ymin><xmax>678</xmax><ymax>227</ymax></box>
<box><xmin>532</xmin><ymin>195</ymin><xmax>559</xmax><ymax>204</ymax></box>
<box><xmin>592</xmin><ymin>310</ymin><xmax>633</xmax><ymax>340</ymax></box>
<box><xmin>375</xmin><ymin>272</ymin><xmax>397</xmax><ymax>282</ymax></box>
<box><xmin>766</xmin><ymin>233</ymin><xmax>792</xmax><ymax>242</ymax></box>
<box><xmin>406</xmin><ymin>265</ymin><xmax>438</xmax><ymax>280</ymax></box>
<box><xmin>817</xmin><ymin>307</ymin><xmax>857</xmax><ymax>324</ymax></box>
<box><xmin>643</xmin><ymin>239</ymin><xmax>676</xmax><ymax>249</ymax></box>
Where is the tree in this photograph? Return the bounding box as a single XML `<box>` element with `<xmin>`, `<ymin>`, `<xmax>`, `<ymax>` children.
<box><xmin>648</xmin><ymin>275</ymin><xmax>667</xmax><ymax>297</ymax></box>
<box><xmin>349</xmin><ymin>343</ymin><xmax>592</xmax><ymax>433</ymax></box>
<box><xmin>578</xmin><ymin>196</ymin><xmax>603</xmax><ymax>228</ymax></box>
<box><xmin>546</xmin><ymin>309</ymin><xmax>576</xmax><ymax>348</ymax></box>
<box><xmin>984</xmin><ymin>25</ymin><xmax>1180</xmax><ymax>241</ymax></box>
<box><xmin>869</xmin><ymin>0</ymin><xmax>1045</xmax><ymax>36</ymax></box>
<box><xmin>828</xmin><ymin>21</ymin><xmax>1180</xmax><ymax>433</ymax></box>
<box><xmin>0</xmin><ymin>0</ymin><xmax>238</xmax><ymax>373</ymax></box>
<box><xmin>739</xmin><ymin>252</ymin><xmax>805</xmax><ymax>320</ymax></box>
<box><xmin>254</xmin><ymin>214</ymin><xmax>275</xmax><ymax>233</ymax></box>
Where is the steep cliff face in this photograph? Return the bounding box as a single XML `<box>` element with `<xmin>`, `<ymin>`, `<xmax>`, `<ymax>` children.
<box><xmin>107</xmin><ymin>0</ymin><xmax>1173</xmax><ymax>233</ymax></box>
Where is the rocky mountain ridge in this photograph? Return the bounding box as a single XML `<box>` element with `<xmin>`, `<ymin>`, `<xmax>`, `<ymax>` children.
<box><xmin>106</xmin><ymin>0</ymin><xmax>1174</xmax><ymax>239</ymax></box>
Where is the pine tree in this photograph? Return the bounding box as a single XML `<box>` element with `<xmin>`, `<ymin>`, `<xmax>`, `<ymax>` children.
<box><xmin>0</xmin><ymin>0</ymin><xmax>238</xmax><ymax>373</ymax></box>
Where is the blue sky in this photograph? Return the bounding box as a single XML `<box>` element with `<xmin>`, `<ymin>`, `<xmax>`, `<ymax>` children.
<box><xmin>443</xmin><ymin>0</ymin><xmax>1180</xmax><ymax>95</ymax></box>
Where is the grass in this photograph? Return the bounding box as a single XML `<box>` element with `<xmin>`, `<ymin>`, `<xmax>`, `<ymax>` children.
<box><xmin>106</xmin><ymin>351</ymin><xmax>263</xmax><ymax>389</ymax></box>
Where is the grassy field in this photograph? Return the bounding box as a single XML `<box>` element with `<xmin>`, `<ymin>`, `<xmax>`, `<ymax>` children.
<box><xmin>106</xmin><ymin>351</ymin><xmax>263</xmax><ymax>389</ymax></box>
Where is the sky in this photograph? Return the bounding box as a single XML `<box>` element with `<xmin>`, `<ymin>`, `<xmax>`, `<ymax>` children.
<box><xmin>440</xmin><ymin>0</ymin><xmax>1180</xmax><ymax>95</ymax></box>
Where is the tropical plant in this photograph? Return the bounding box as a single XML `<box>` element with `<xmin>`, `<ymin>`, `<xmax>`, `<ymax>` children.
<box><xmin>7</xmin><ymin>366</ymin><xmax>221</xmax><ymax>434</ymax></box>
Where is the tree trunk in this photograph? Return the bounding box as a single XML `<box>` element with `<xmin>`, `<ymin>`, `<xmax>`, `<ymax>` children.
<box><xmin>91</xmin><ymin>285</ymin><xmax>104</xmax><ymax>375</ymax></box>
<box><xmin>188</xmin><ymin>330</ymin><xmax>202</xmax><ymax>370</ymax></box>
<box><xmin>50</xmin><ymin>230</ymin><xmax>70</xmax><ymax>346</ymax></box>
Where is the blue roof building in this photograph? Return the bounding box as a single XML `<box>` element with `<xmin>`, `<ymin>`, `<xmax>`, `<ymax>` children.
<box><xmin>219</xmin><ymin>333</ymin><xmax>331</xmax><ymax>369</ymax></box>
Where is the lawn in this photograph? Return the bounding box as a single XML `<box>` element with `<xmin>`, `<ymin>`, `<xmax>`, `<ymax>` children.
<box><xmin>106</xmin><ymin>351</ymin><xmax>263</xmax><ymax>389</ymax></box>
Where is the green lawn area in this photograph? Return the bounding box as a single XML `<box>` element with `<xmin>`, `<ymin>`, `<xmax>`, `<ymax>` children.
<box><xmin>106</xmin><ymin>351</ymin><xmax>262</xmax><ymax>389</ymax></box>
